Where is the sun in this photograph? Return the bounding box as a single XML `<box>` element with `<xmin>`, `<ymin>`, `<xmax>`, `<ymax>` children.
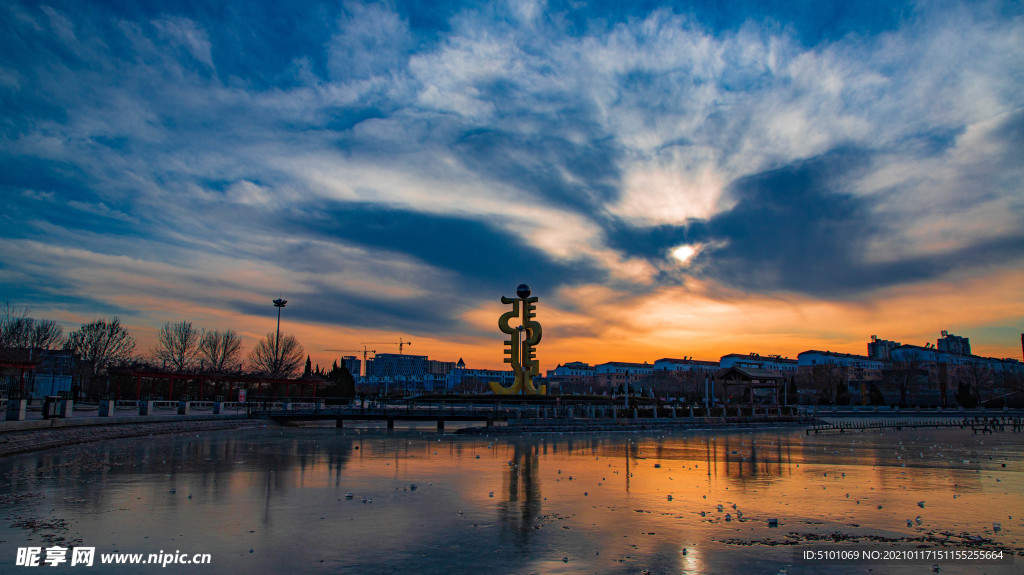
<box><xmin>670</xmin><ymin>244</ymin><xmax>698</xmax><ymax>265</ymax></box>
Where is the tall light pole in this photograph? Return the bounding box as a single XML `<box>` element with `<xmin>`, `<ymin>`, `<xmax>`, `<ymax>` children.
<box><xmin>273</xmin><ymin>298</ymin><xmax>287</xmax><ymax>375</ymax></box>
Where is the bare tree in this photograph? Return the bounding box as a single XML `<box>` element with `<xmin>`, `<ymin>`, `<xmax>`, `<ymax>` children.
<box><xmin>199</xmin><ymin>329</ymin><xmax>243</xmax><ymax>372</ymax></box>
<box><xmin>962</xmin><ymin>362</ymin><xmax>995</xmax><ymax>406</ymax></box>
<box><xmin>65</xmin><ymin>317</ymin><xmax>137</xmax><ymax>379</ymax></box>
<box><xmin>642</xmin><ymin>370</ymin><xmax>702</xmax><ymax>401</ymax></box>
<box><xmin>248</xmin><ymin>332</ymin><xmax>304</xmax><ymax>378</ymax></box>
<box><xmin>0</xmin><ymin>302</ymin><xmax>65</xmax><ymax>350</ymax></box>
<box><xmin>887</xmin><ymin>354</ymin><xmax>921</xmax><ymax>407</ymax></box>
<box><xmin>26</xmin><ymin>319</ymin><xmax>65</xmax><ymax>350</ymax></box>
<box><xmin>0</xmin><ymin>301</ymin><xmax>29</xmax><ymax>349</ymax></box>
<box><xmin>153</xmin><ymin>321</ymin><xmax>201</xmax><ymax>372</ymax></box>
<box><xmin>805</xmin><ymin>363</ymin><xmax>848</xmax><ymax>405</ymax></box>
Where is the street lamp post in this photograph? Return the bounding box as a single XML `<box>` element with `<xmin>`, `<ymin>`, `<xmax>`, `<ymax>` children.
<box><xmin>273</xmin><ymin>298</ymin><xmax>287</xmax><ymax>375</ymax></box>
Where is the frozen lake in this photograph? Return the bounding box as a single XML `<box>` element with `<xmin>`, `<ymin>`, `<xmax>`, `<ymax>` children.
<box><xmin>1</xmin><ymin>425</ymin><xmax>1021</xmax><ymax>574</ymax></box>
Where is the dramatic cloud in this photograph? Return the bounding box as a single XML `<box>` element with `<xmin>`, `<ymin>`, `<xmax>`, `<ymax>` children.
<box><xmin>1</xmin><ymin>0</ymin><xmax>1022</xmax><ymax>366</ymax></box>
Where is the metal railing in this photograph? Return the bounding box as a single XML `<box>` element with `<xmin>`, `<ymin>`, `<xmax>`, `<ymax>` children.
<box><xmin>247</xmin><ymin>396</ymin><xmax>807</xmax><ymax>423</ymax></box>
<box><xmin>807</xmin><ymin>415</ymin><xmax>1023</xmax><ymax>434</ymax></box>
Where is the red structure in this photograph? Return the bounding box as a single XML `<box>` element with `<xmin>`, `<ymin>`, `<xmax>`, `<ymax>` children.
<box><xmin>0</xmin><ymin>350</ymin><xmax>39</xmax><ymax>396</ymax></box>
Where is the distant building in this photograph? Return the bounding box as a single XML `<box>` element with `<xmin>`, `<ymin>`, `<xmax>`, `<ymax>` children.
<box><xmin>548</xmin><ymin>361</ymin><xmax>596</xmax><ymax>377</ymax></box>
<box><xmin>594</xmin><ymin>361</ymin><xmax>653</xmax><ymax>391</ymax></box>
<box><xmin>884</xmin><ymin>335</ymin><xmax>1024</xmax><ymax>407</ymax></box>
<box><xmin>339</xmin><ymin>356</ymin><xmax>361</xmax><ymax>377</ymax></box>
<box><xmin>595</xmin><ymin>361</ymin><xmax>653</xmax><ymax>375</ymax></box>
<box><xmin>365</xmin><ymin>353</ymin><xmax>429</xmax><ymax>379</ymax></box>
<box><xmin>716</xmin><ymin>366</ymin><xmax>784</xmax><ymax>406</ymax></box>
<box><xmin>544</xmin><ymin>358</ymin><xmax>719</xmax><ymax>397</ymax></box>
<box><xmin>797</xmin><ymin>350</ymin><xmax>885</xmax><ymax>405</ymax></box>
<box><xmin>798</xmin><ymin>350</ymin><xmax>885</xmax><ymax>371</ymax></box>
<box><xmin>545</xmin><ymin>362</ymin><xmax>596</xmax><ymax>393</ymax></box>
<box><xmin>354</xmin><ymin>353</ymin><xmax>507</xmax><ymax>394</ymax></box>
<box><xmin>31</xmin><ymin>349</ymin><xmax>76</xmax><ymax>397</ymax></box>
<box><xmin>652</xmin><ymin>357</ymin><xmax>719</xmax><ymax>374</ymax></box>
<box><xmin>890</xmin><ymin>344</ymin><xmax>1024</xmax><ymax>374</ymax></box>
<box><xmin>0</xmin><ymin>349</ymin><xmax>38</xmax><ymax>398</ymax></box>
<box><xmin>937</xmin><ymin>331</ymin><xmax>971</xmax><ymax>356</ymax></box>
<box><xmin>394</xmin><ymin>372</ymin><xmax>449</xmax><ymax>394</ymax></box>
<box><xmin>719</xmin><ymin>353</ymin><xmax>797</xmax><ymax>375</ymax></box>
<box><xmin>867</xmin><ymin>335</ymin><xmax>902</xmax><ymax>361</ymax></box>
<box><xmin>427</xmin><ymin>359</ymin><xmax>457</xmax><ymax>376</ymax></box>
<box><xmin>0</xmin><ymin>349</ymin><xmax>76</xmax><ymax>399</ymax></box>
<box><xmin>446</xmin><ymin>360</ymin><xmax>515</xmax><ymax>392</ymax></box>
<box><xmin>346</xmin><ymin>329</ymin><xmax>1024</xmax><ymax>404</ymax></box>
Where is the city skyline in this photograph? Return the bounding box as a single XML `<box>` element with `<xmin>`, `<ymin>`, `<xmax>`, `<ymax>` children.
<box><xmin>2</xmin><ymin>0</ymin><xmax>1023</xmax><ymax>371</ymax></box>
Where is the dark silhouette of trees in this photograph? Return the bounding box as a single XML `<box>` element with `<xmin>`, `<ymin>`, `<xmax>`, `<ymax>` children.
<box><xmin>1003</xmin><ymin>373</ymin><xmax>1024</xmax><ymax>407</ymax></box>
<box><xmin>315</xmin><ymin>360</ymin><xmax>356</xmax><ymax>398</ymax></box>
<box><xmin>785</xmin><ymin>375</ymin><xmax>798</xmax><ymax>405</ymax></box>
<box><xmin>868</xmin><ymin>382</ymin><xmax>886</xmax><ymax>405</ymax></box>
<box><xmin>65</xmin><ymin>318</ymin><xmax>137</xmax><ymax>397</ymax></box>
<box><xmin>0</xmin><ymin>301</ymin><xmax>65</xmax><ymax>350</ymax></box>
<box><xmin>938</xmin><ymin>362</ymin><xmax>950</xmax><ymax>408</ymax></box>
<box><xmin>248</xmin><ymin>332</ymin><xmax>304</xmax><ymax>377</ymax></box>
<box><xmin>955</xmin><ymin>381</ymin><xmax>978</xmax><ymax>408</ymax></box>
<box><xmin>198</xmin><ymin>329</ymin><xmax>243</xmax><ymax>372</ymax></box>
<box><xmin>153</xmin><ymin>320</ymin><xmax>201</xmax><ymax>371</ymax></box>
<box><xmin>887</xmin><ymin>354</ymin><xmax>921</xmax><ymax>407</ymax></box>
<box><xmin>634</xmin><ymin>370</ymin><xmax>695</xmax><ymax>400</ymax></box>
<box><xmin>960</xmin><ymin>363</ymin><xmax>994</xmax><ymax>406</ymax></box>
<box><xmin>806</xmin><ymin>364</ymin><xmax>848</xmax><ymax>405</ymax></box>
<box><xmin>833</xmin><ymin>366</ymin><xmax>851</xmax><ymax>405</ymax></box>
<box><xmin>65</xmin><ymin>318</ymin><xmax>137</xmax><ymax>376</ymax></box>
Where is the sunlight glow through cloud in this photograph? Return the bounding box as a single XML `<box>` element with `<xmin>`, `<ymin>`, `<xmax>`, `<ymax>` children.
<box><xmin>671</xmin><ymin>245</ymin><xmax>699</xmax><ymax>266</ymax></box>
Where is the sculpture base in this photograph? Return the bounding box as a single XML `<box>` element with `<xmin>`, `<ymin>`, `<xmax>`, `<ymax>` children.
<box><xmin>489</xmin><ymin>381</ymin><xmax>546</xmax><ymax>395</ymax></box>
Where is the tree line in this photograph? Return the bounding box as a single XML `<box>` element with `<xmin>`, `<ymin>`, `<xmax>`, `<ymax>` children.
<box><xmin>1</xmin><ymin>302</ymin><xmax>325</xmax><ymax>393</ymax></box>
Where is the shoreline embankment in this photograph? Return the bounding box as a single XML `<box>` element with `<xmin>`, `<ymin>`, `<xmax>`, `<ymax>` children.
<box><xmin>0</xmin><ymin>418</ymin><xmax>271</xmax><ymax>459</ymax></box>
<box><xmin>6</xmin><ymin>409</ymin><xmax>1017</xmax><ymax>457</ymax></box>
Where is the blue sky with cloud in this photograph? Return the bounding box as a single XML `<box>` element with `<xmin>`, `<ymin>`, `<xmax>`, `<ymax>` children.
<box><xmin>2</xmin><ymin>0</ymin><xmax>1023</xmax><ymax>366</ymax></box>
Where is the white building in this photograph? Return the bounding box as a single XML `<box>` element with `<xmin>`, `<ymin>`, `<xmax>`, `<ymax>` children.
<box><xmin>719</xmin><ymin>353</ymin><xmax>798</xmax><ymax>374</ymax></box>
<box><xmin>445</xmin><ymin>362</ymin><xmax>516</xmax><ymax>390</ymax></box>
<box><xmin>797</xmin><ymin>351</ymin><xmax>885</xmax><ymax>371</ymax></box>
<box><xmin>547</xmin><ymin>361</ymin><xmax>596</xmax><ymax>378</ymax></box>
<box><xmin>652</xmin><ymin>357</ymin><xmax>719</xmax><ymax>374</ymax></box>
<box><xmin>595</xmin><ymin>361</ymin><xmax>654</xmax><ymax>375</ymax></box>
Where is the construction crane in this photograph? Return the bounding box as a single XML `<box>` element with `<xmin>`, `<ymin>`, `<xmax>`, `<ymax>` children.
<box><xmin>324</xmin><ymin>346</ymin><xmax>375</xmax><ymax>377</ymax></box>
<box><xmin>362</xmin><ymin>337</ymin><xmax>412</xmax><ymax>355</ymax></box>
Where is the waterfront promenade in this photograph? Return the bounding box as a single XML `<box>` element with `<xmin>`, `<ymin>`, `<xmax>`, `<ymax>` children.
<box><xmin>251</xmin><ymin>396</ymin><xmax>1024</xmax><ymax>434</ymax></box>
<box><xmin>4</xmin><ymin>395</ymin><xmax>1021</xmax><ymax>459</ymax></box>
<box><xmin>0</xmin><ymin>399</ymin><xmax>253</xmax><ymax>458</ymax></box>
<box><xmin>1</xmin><ymin>399</ymin><xmax>246</xmax><ymax>429</ymax></box>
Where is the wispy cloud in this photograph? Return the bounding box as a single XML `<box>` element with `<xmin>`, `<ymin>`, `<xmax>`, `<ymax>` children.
<box><xmin>1</xmin><ymin>0</ymin><xmax>1022</xmax><ymax>365</ymax></box>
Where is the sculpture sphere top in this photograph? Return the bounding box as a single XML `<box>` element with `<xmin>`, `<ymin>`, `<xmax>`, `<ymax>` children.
<box><xmin>516</xmin><ymin>283</ymin><xmax>531</xmax><ymax>299</ymax></box>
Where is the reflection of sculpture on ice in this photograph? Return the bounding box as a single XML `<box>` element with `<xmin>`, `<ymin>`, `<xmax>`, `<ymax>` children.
<box><xmin>490</xmin><ymin>284</ymin><xmax>546</xmax><ymax>395</ymax></box>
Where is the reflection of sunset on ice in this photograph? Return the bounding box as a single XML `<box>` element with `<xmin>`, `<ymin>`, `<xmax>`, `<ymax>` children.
<box><xmin>1</xmin><ymin>427</ymin><xmax>1020</xmax><ymax>574</ymax></box>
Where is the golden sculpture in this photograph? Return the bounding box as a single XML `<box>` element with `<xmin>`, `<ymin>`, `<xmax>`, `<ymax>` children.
<box><xmin>490</xmin><ymin>284</ymin><xmax>546</xmax><ymax>395</ymax></box>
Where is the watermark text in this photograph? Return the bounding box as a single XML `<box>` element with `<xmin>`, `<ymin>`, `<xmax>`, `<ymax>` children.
<box><xmin>16</xmin><ymin>547</ymin><xmax>212</xmax><ymax>568</ymax></box>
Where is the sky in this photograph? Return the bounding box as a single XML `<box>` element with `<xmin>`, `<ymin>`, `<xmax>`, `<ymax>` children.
<box><xmin>2</xmin><ymin>0</ymin><xmax>1023</xmax><ymax>371</ymax></box>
